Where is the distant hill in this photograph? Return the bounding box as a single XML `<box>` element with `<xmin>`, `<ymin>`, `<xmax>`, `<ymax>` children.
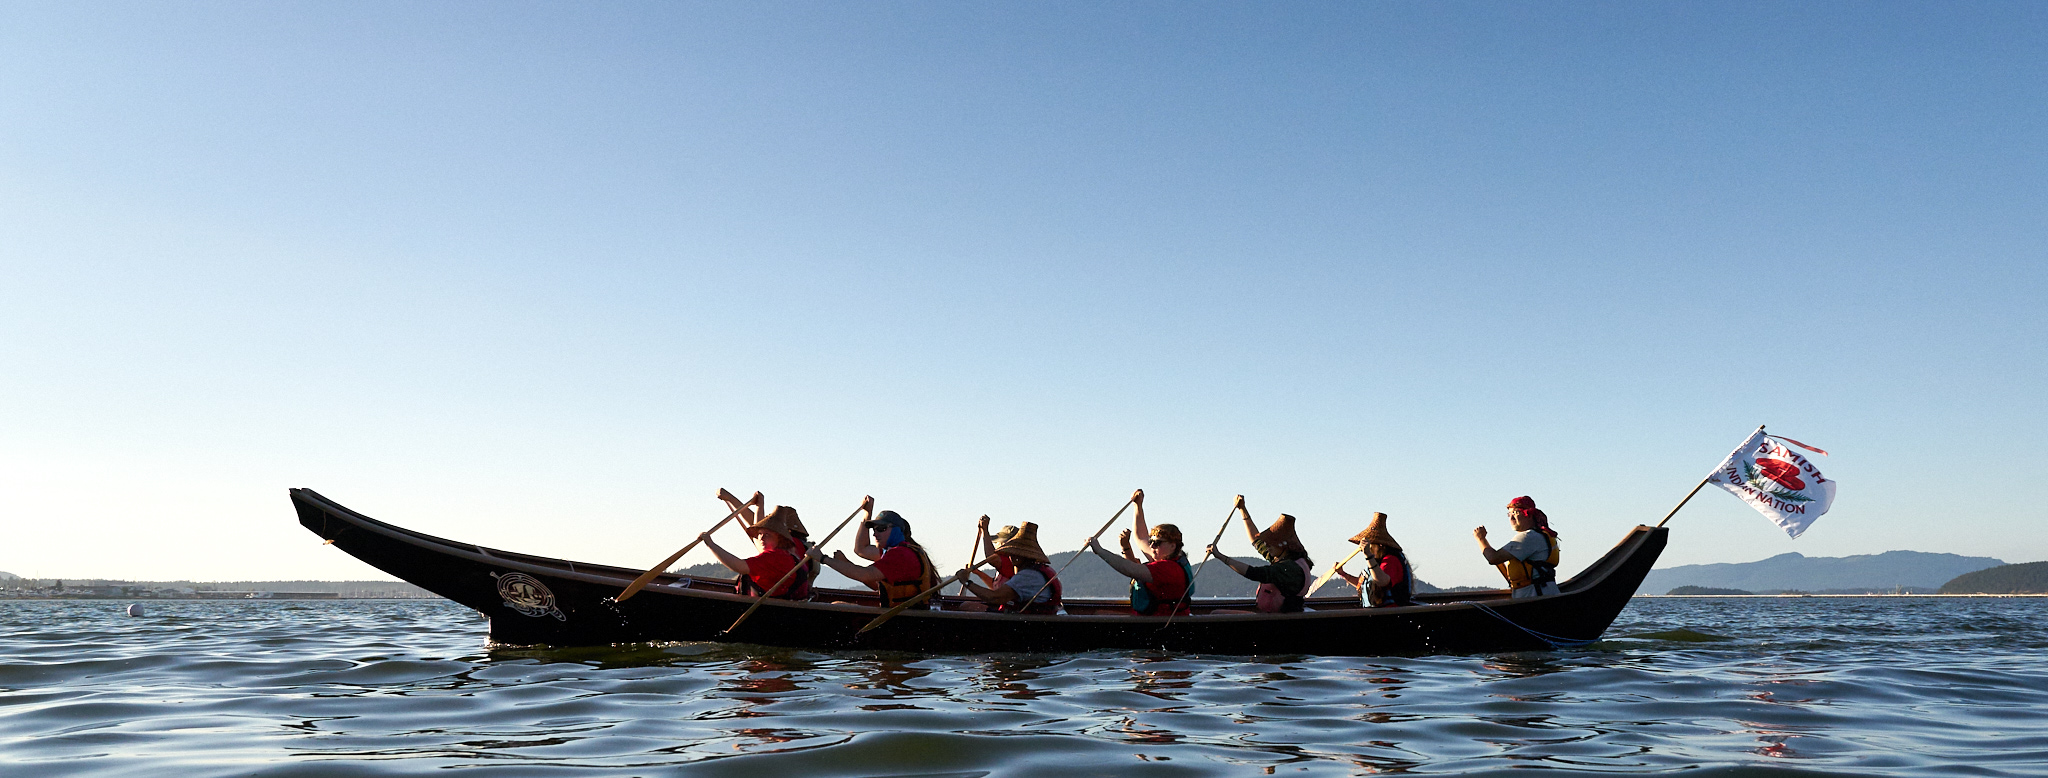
<box><xmin>1643</xmin><ymin>551</ymin><xmax>2004</xmax><ymax>594</ymax></box>
<box><xmin>1941</xmin><ymin>562</ymin><xmax>2048</xmax><ymax>594</ymax></box>
<box><xmin>0</xmin><ymin>571</ymin><xmax>16</xmax><ymax>580</ymax></box>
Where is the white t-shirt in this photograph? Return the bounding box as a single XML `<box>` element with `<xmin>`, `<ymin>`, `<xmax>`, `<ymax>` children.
<box><xmin>1499</xmin><ymin>530</ymin><xmax>1551</xmax><ymax>563</ymax></box>
<box><xmin>1499</xmin><ymin>530</ymin><xmax>1559</xmax><ymax>598</ymax></box>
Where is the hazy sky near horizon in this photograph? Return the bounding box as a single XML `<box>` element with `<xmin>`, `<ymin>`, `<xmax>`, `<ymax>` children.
<box><xmin>2</xmin><ymin>2</ymin><xmax>2043</xmax><ymax>587</ymax></box>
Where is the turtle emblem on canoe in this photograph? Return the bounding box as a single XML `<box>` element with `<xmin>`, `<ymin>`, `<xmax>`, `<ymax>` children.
<box><xmin>495</xmin><ymin>572</ymin><xmax>567</xmax><ymax>621</ymax></box>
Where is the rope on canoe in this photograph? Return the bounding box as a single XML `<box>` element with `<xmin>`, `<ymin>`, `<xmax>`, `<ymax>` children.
<box><xmin>1470</xmin><ymin>603</ymin><xmax>1598</xmax><ymax>649</ymax></box>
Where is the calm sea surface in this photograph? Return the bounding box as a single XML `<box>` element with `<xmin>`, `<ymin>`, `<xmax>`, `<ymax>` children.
<box><xmin>2</xmin><ymin>598</ymin><xmax>2044</xmax><ymax>777</ymax></box>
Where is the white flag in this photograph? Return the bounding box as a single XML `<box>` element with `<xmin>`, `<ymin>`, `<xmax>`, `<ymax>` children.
<box><xmin>1705</xmin><ymin>429</ymin><xmax>1837</xmax><ymax>538</ymax></box>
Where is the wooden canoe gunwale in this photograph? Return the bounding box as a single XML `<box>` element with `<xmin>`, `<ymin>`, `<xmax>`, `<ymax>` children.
<box><xmin>290</xmin><ymin>487</ymin><xmax>1666</xmax><ymax>654</ymax></box>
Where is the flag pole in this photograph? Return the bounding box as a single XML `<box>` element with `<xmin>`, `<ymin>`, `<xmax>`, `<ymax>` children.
<box><xmin>1656</xmin><ymin>424</ymin><xmax>1764</xmax><ymax>528</ymax></box>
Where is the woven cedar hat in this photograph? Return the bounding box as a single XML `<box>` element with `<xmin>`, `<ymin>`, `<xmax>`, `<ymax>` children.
<box><xmin>1347</xmin><ymin>512</ymin><xmax>1400</xmax><ymax>551</ymax></box>
<box><xmin>993</xmin><ymin>522</ymin><xmax>1048</xmax><ymax>563</ymax></box>
<box><xmin>745</xmin><ymin>506</ymin><xmax>804</xmax><ymax>544</ymax></box>
<box><xmin>1254</xmin><ymin>514</ymin><xmax>1307</xmax><ymax>560</ymax></box>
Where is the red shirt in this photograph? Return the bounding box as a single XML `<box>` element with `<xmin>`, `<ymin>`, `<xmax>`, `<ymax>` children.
<box><xmin>1376</xmin><ymin>555</ymin><xmax>1406</xmax><ymax>587</ymax></box>
<box><xmin>876</xmin><ymin>545</ymin><xmax>925</xmax><ymax>583</ymax></box>
<box><xmin>744</xmin><ymin>549</ymin><xmax>799</xmax><ymax>596</ymax></box>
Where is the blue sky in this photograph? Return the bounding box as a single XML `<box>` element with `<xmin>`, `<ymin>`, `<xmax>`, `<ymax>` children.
<box><xmin>2</xmin><ymin>2</ymin><xmax>2042</xmax><ymax>586</ymax></box>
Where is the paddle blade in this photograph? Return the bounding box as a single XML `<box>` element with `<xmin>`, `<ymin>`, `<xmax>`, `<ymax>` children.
<box><xmin>1309</xmin><ymin>546</ymin><xmax>1366</xmax><ymax>595</ymax></box>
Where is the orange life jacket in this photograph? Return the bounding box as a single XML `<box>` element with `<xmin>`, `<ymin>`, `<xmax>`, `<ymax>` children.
<box><xmin>1496</xmin><ymin>532</ymin><xmax>1561</xmax><ymax>591</ymax></box>
<box><xmin>877</xmin><ymin>543</ymin><xmax>937</xmax><ymax>607</ymax></box>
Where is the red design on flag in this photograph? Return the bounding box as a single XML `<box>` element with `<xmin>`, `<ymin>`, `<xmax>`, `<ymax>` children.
<box><xmin>1757</xmin><ymin>459</ymin><xmax>1806</xmax><ymax>490</ymax></box>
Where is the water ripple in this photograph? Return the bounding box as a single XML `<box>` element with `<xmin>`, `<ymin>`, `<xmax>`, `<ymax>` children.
<box><xmin>2</xmin><ymin>598</ymin><xmax>2046</xmax><ymax>775</ymax></box>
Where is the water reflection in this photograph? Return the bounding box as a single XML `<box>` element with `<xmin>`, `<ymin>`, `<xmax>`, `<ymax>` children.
<box><xmin>1481</xmin><ymin>653</ymin><xmax>1571</xmax><ymax>678</ymax></box>
<box><xmin>8</xmin><ymin>599</ymin><xmax>2048</xmax><ymax>776</ymax></box>
<box><xmin>974</xmin><ymin>655</ymin><xmax>1057</xmax><ymax>701</ymax></box>
<box><xmin>1127</xmin><ymin>666</ymin><xmax>1195</xmax><ymax>701</ymax></box>
<box><xmin>846</xmin><ymin>658</ymin><xmax>938</xmax><ymax>695</ymax></box>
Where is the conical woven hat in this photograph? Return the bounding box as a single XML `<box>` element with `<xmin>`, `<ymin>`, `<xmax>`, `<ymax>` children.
<box><xmin>1254</xmin><ymin>513</ymin><xmax>1306</xmax><ymax>559</ymax></box>
<box><xmin>745</xmin><ymin>506</ymin><xmax>803</xmax><ymax>544</ymax></box>
<box><xmin>1347</xmin><ymin>512</ymin><xmax>1400</xmax><ymax>551</ymax></box>
<box><xmin>994</xmin><ymin>522</ymin><xmax>1048</xmax><ymax>563</ymax></box>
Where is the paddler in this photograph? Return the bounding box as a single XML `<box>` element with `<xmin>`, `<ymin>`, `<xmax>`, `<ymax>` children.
<box><xmin>698</xmin><ymin>505</ymin><xmax>813</xmax><ymax>601</ymax></box>
<box><xmin>981</xmin><ymin>515</ymin><xmax>1018</xmax><ymax>584</ymax></box>
<box><xmin>719</xmin><ymin>488</ymin><xmax>820</xmax><ymax>590</ymax></box>
<box><xmin>1474</xmin><ymin>495</ymin><xmax>1562</xmax><ymax>598</ymax></box>
<box><xmin>1206</xmin><ymin>500</ymin><xmax>1315</xmax><ymax>613</ymax></box>
<box><xmin>956</xmin><ymin>522</ymin><xmax>1062</xmax><ymax>614</ymax></box>
<box><xmin>814</xmin><ymin>509</ymin><xmax>938</xmax><ymax>607</ymax></box>
<box><xmin>1085</xmin><ymin>490</ymin><xmax>1193</xmax><ymax>616</ymax></box>
<box><xmin>1335</xmin><ymin>512</ymin><xmax>1417</xmax><ymax>607</ymax></box>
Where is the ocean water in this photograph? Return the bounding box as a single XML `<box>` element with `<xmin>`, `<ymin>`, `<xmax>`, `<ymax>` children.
<box><xmin>1</xmin><ymin>598</ymin><xmax>2044</xmax><ymax>777</ymax></box>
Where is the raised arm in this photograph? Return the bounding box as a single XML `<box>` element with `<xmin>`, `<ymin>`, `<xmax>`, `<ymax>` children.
<box><xmin>701</xmin><ymin>533</ymin><xmax>751</xmax><ymax>577</ymax></box>
<box><xmin>852</xmin><ymin>521</ymin><xmax>883</xmax><ymax>562</ymax></box>
<box><xmin>1089</xmin><ymin>536</ymin><xmax>1153</xmax><ymax>582</ymax></box>
<box><xmin>1128</xmin><ymin>489</ymin><xmax>1157</xmax><ymax>557</ymax></box>
<box><xmin>1235</xmin><ymin>495</ymin><xmax>1258</xmax><ymax>545</ymax></box>
<box><xmin>717</xmin><ymin>488</ymin><xmax>764</xmax><ymax>527</ymax></box>
<box><xmin>1473</xmin><ymin>526</ymin><xmax>1516</xmax><ymax>565</ymax></box>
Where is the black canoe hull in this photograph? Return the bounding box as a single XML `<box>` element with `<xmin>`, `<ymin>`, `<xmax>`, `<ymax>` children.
<box><xmin>291</xmin><ymin>488</ymin><xmax>1665</xmax><ymax>655</ymax></box>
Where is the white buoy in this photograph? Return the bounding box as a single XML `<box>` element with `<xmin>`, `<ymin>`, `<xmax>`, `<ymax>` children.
<box><xmin>127</xmin><ymin>604</ymin><xmax>144</xmax><ymax>617</ymax></box>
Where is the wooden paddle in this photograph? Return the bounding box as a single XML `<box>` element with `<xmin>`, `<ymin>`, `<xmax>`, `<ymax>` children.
<box><xmin>1017</xmin><ymin>491</ymin><xmax>1141</xmax><ymax>609</ymax></box>
<box><xmin>720</xmin><ymin>495</ymin><xmax>872</xmax><ymax>636</ymax></box>
<box><xmin>614</xmin><ymin>502</ymin><xmax>752</xmax><ymax>603</ymax></box>
<box><xmin>1162</xmin><ymin>495</ymin><xmax>1245</xmax><ymax>628</ymax></box>
<box><xmin>954</xmin><ymin>519</ymin><xmax>989</xmax><ymax>595</ymax></box>
<box><xmin>1308</xmin><ymin>544</ymin><xmax>1367</xmax><ymax>596</ymax></box>
<box><xmin>858</xmin><ymin>552</ymin><xmax>1000</xmax><ymax>633</ymax></box>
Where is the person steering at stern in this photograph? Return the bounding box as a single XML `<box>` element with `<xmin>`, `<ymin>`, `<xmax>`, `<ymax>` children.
<box><xmin>1474</xmin><ymin>496</ymin><xmax>1562</xmax><ymax>598</ymax></box>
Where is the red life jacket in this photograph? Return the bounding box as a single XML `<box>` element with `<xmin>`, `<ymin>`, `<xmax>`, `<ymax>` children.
<box><xmin>1132</xmin><ymin>556</ymin><xmax>1193</xmax><ymax>616</ymax></box>
<box><xmin>999</xmin><ymin>561</ymin><xmax>1062</xmax><ymax>615</ymax></box>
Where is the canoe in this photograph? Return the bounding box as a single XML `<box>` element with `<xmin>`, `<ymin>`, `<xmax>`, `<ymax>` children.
<box><xmin>290</xmin><ymin>488</ymin><xmax>1667</xmax><ymax>655</ymax></box>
